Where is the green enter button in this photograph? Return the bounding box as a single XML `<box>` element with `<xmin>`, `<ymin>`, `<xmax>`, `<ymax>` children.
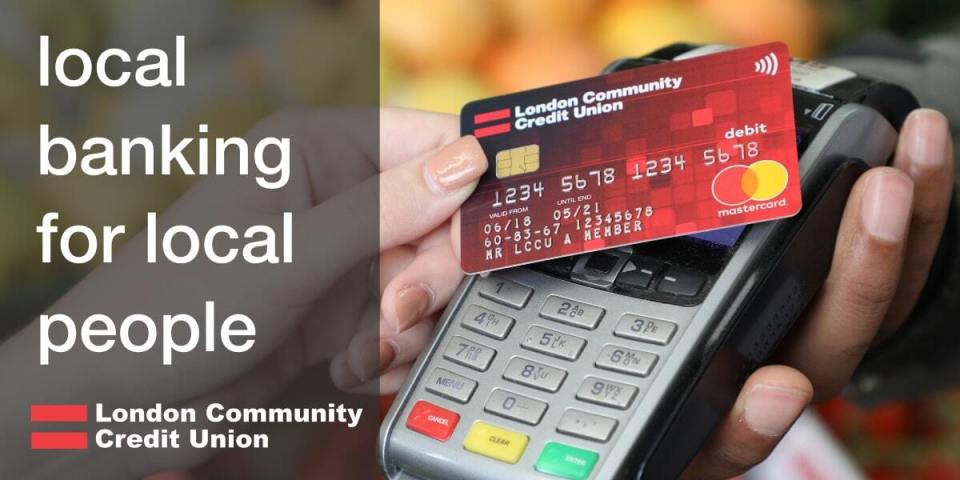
<box><xmin>535</xmin><ymin>442</ymin><xmax>598</xmax><ymax>480</ymax></box>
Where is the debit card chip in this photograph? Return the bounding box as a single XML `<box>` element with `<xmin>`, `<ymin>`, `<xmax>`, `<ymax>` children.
<box><xmin>496</xmin><ymin>144</ymin><xmax>540</xmax><ymax>178</ymax></box>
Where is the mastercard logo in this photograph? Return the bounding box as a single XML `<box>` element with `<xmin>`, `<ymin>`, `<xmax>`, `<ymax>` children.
<box><xmin>711</xmin><ymin>160</ymin><xmax>789</xmax><ymax>206</ymax></box>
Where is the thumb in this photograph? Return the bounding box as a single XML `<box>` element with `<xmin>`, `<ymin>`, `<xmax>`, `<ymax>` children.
<box><xmin>294</xmin><ymin>135</ymin><xmax>485</xmax><ymax>286</ymax></box>
<box><xmin>683</xmin><ymin>365</ymin><xmax>813</xmax><ymax>479</ymax></box>
<box><xmin>379</xmin><ymin>134</ymin><xmax>486</xmax><ymax>250</ymax></box>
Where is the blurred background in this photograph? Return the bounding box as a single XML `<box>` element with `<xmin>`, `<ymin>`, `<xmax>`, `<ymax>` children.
<box><xmin>380</xmin><ymin>0</ymin><xmax>960</xmax><ymax>113</ymax></box>
<box><xmin>1</xmin><ymin>0</ymin><xmax>959</xmax><ymax>478</ymax></box>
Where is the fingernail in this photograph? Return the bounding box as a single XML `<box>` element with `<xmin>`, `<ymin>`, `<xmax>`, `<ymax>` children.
<box><xmin>861</xmin><ymin>172</ymin><xmax>913</xmax><ymax>243</ymax></box>
<box><xmin>378</xmin><ymin>339</ymin><xmax>398</xmax><ymax>373</ymax></box>
<box><xmin>424</xmin><ymin>136</ymin><xmax>487</xmax><ymax>194</ymax></box>
<box><xmin>902</xmin><ymin>108</ymin><xmax>949</xmax><ymax>174</ymax></box>
<box><xmin>330</xmin><ymin>352</ymin><xmax>361</xmax><ymax>389</ymax></box>
<box><xmin>744</xmin><ymin>385</ymin><xmax>809</xmax><ymax>437</ymax></box>
<box><xmin>394</xmin><ymin>284</ymin><xmax>432</xmax><ymax>332</ymax></box>
<box><xmin>357</xmin><ymin>338</ymin><xmax>398</xmax><ymax>382</ymax></box>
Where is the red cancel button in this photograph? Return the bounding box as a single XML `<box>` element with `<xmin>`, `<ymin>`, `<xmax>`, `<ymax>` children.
<box><xmin>406</xmin><ymin>400</ymin><xmax>460</xmax><ymax>441</ymax></box>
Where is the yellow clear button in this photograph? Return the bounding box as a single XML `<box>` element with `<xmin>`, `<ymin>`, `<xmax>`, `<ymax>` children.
<box><xmin>463</xmin><ymin>421</ymin><xmax>529</xmax><ymax>464</ymax></box>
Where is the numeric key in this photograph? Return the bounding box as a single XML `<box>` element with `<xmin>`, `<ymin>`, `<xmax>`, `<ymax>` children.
<box><xmin>521</xmin><ymin>326</ymin><xmax>586</xmax><ymax>361</ymax></box>
<box><xmin>614</xmin><ymin>315</ymin><xmax>678</xmax><ymax>345</ymax></box>
<box><xmin>461</xmin><ymin>305</ymin><xmax>515</xmax><ymax>340</ymax></box>
<box><xmin>576</xmin><ymin>376</ymin><xmax>638</xmax><ymax>409</ymax></box>
<box><xmin>539</xmin><ymin>295</ymin><xmax>605</xmax><ymax>330</ymax></box>
<box><xmin>443</xmin><ymin>336</ymin><xmax>496</xmax><ymax>371</ymax></box>
<box><xmin>484</xmin><ymin>389</ymin><xmax>548</xmax><ymax>425</ymax></box>
<box><xmin>502</xmin><ymin>356</ymin><xmax>567</xmax><ymax>392</ymax></box>
<box><xmin>478</xmin><ymin>277</ymin><xmax>532</xmax><ymax>309</ymax></box>
<box><xmin>595</xmin><ymin>345</ymin><xmax>657</xmax><ymax>377</ymax></box>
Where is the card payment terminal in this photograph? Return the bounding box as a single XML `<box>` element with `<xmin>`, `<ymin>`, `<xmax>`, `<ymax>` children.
<box><xmin>378</xmin><ymin>44</ymin><xmax>919</xmax><ymax>480</ymax></box>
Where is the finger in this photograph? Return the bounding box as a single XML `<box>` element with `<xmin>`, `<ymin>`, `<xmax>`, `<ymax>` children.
<box><xmin>377</xmin><ymin>364</ymin><xmax>414</xmax><ymax>394</ymax></box>
<box><xmin>273</xmin><ymin>109</ymin><xmax>460</xmax><ymax>299</ymax></box>
<box><xmin>683</xmin><ymin>365</ymin><xmax>812</xmax><ymax>480</ymax></box>
<box><xmin>330</xmin><ymin>358</ymin><xmax>412</xmax><ymax>395</ymax></box>
<box><xmin>380</xmin><ymin>108</ymin><xmax>459</xmax><ymax>169</ymax></box>
<box><xmin>380</xmin><ymin>246</ymin><xmax>417</xmax><ymax>294</ymax></box>
<box><xmin>280</xmin><ymin>108</ymin><xmax>458</xmax><ymax>180</ymax></box>
<box><xmin>383</xmin><ymin>317</ymin><xmax>436</xmax><ymax>367</ymax></box>
<box><xmin>382</xmin><ymin>225</ymin><xmax>464</xmax><ymax>333</ymax></box>
<box><xmin>300</xmin><ymin>262</ymin><xmax>373</xmax><ymax>366</ymax></box>
<box><xmin>451</xmin><ymin>210</ymin><xmax>462</xmax><ymax>260</ymax></box>
<box><xmin>296</xmin><ymin>134</ymin><xmax>484</xmax><ymax>285</ymax></box>
<box><xmin>342</xmin><ymin>315</ymin><xmax>436</xmax><ymax>384</ymax></box>
<box><xmin>379</xmin><ymin>134</ymin><xmax>487</xmax><ymax>250</ymax></box>
<box><xmin>779</xmin><ymin>168</ymin><xmax>914</xmax><ymax>401</ymax></box>
<box><xmin>882</xmin><ymin>109</ymin><xmax>954</xmax><ymax>336</ymax></box>
<box><xmin>334</xmin><ymin>316</ymin><xmax>432</xmax><ymax>393</ymax></box>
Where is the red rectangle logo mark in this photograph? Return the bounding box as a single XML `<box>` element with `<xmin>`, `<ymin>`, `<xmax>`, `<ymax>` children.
<box><xmin>473</xmin><ymin>108</ymin><xmax>510</xmax><ymax>124</ymax></box>
<box><xmin>31</xmin><ymin>404</ymin><xmax>88</xmax><ymax>423</ymax></box>
<box><xmin>474</xmin><ymin>122</ymin><xmax>511</xmax><ymax>138</ymax></box>
<box><xmin>31</xmin><ymin>432</ymin><xmax>88</xmax><ymax>450</ymax></box>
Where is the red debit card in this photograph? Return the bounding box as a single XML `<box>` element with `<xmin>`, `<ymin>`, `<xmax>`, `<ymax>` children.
<box><xmin>459</xmin><ymin>43</ymin><xmax>800</xmax><ymax>274</ymax></box>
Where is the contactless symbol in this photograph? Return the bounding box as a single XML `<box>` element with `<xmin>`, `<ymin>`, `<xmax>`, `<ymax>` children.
<box><xmin>754</xmin><ymin>52</ymin><xmax>779</xmax><ymax>76</ymax></box>
<box><xmin>711</xmin><ymin>160</ymin><xmax>789</xmax><ymax>206</ymax></box>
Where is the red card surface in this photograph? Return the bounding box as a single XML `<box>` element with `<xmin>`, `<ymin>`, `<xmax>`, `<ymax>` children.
<box><xmin>459</xmin><ymin>43</ymin><xmax>800</xmax><ymax>273</ymax></box>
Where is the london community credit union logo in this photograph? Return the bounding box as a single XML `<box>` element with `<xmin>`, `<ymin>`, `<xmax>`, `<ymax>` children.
<box><xmin>711</xmin><ymin>160</ymin><xmax>789</xmax><ymax>206</ymax></box>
